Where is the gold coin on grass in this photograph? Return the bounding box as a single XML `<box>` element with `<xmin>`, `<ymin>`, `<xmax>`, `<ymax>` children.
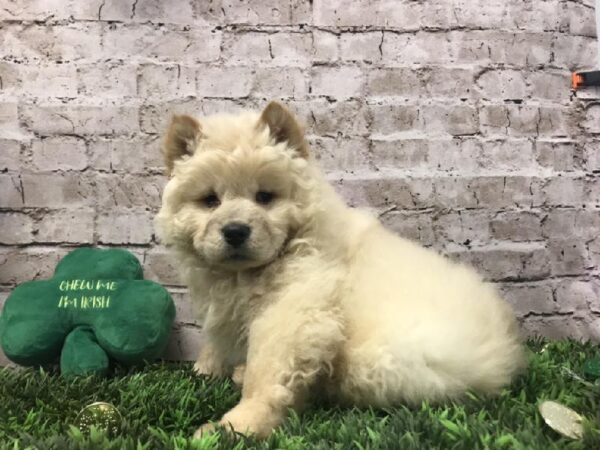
<box><xmin>538</xmin><ymin>400</ymin><xmax>584</xmax><ymax>440</ymax></box>
<box><xmin>75</xmin><ymin>402</ymin><xmax>122</xmax><ymax>435</ymax></box>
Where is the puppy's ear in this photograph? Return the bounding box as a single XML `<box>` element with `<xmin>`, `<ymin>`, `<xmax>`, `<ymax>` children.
<box><xmin>258</xmin><ymin>101</ymin><xmax>309</xmax><ymax>158</ymax></box>
<box><xmin>163</xmin><ymin>114</ymin><xmax>202</xmax><ymax>176</ymax></box>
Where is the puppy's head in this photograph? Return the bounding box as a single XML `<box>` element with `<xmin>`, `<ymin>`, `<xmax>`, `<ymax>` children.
<box><xmin>156</xmin><ymin>102</ymin><xmax>313</xmax><ymax>272</ymax></box>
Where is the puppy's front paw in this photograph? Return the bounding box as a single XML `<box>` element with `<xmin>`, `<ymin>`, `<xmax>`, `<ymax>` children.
<box><xmin>231</xmin><ymin>364</ymin><xmax>246</xmax><ymax>387</ymax></box>
<box><xmin>193</xmin><ymin>360</ymin><xmax>220</xmax><ymax>377</ymax></box>
<box><xmin>218</xmin><ymin>400</ymin><xmax>282</xmax><ymax>439</ymax></box>
<box><xmin>193</xmin><ymin>422</ymin><xmax>218</xmax><ymax>440</ymax></box>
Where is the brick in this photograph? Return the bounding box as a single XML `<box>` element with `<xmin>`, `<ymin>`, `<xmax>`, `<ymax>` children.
<box><xmin>423</xmin><ymin>68</ymin><xmax>475</xmax><ymax>99</ymax></box>
<box><xmin>252</xmin><ymin>68</ymin><xmax>308</xmax><ymax>99</ymax></box>
<box><xmin>542</xmin><ymin>209</ymin><xmax>600</xmax><ymax>240</ymax></box>
<box><xmin>334</xmin><ymin>177</ymin><xmax>435</xmax><ymax>210</ymax></box>
<box><xmin>587</xmin><ymin>317</ymin><xmax>600</xmax><ymax>341</ymax></box>
<box><xmin>427</xmin><ymin>138</ymin><xmax>483</xmax><ymax>171</ymax></box>
<box><xmin>138</xmin><ymin>64</ymin><xmax>196</xmax><ymax>100</ymax></box>
<box><xmin>583</xmin><ymin>104</ymin><xmax>600</xmax><ymax>134</ymax></box>
<box><xmin>0</xmin><ymin>247</ymin><xmax>68</xmax><ymax>286</ymax></box>
<box><xmin>482</xmin><ymin>105</ymin><xmax>572</xmax><ymax>138</ymax></box>
<box><xmin>434</xmin><ymin>210</ymin><xmax>491</xmax><ymax>246</ymax></box>
<box><xmin>143</xmin><ymin>247</ymin><xmax>182</xmax><ymax>286</ymax></box>
<box><xmin>537</xmin><ymin>106</ymin><xmax>573</xmax><ymax>137</ymax></box>
<box><xmin>103</xmin><ymin>25</ymin><xmax>221</xmax><ymax>63</ymax></box>
<box><xmin>522</xmin><ymin>316</ymin><xmax>591</xmax><ymax>341</ymax></box>
<box><xmin>502</xmin><ymin>33</ymin><xmax>554</xmax><ymax>66</ymax></box>
<box><xmin>588</xmin><ymin>236</ymin><xmax>600</xmax><ymax>270</ymax></box>
<box><xmin>583</xmin><ymin>140</ymin><xmax>600</xmax><ymax>171</ymax></box>
<box><xmin>447</xmin><ymin>242</ymin><xmax>550</xmax><ymax>281</ymax></box>
<box><xmin>31</xmin><ymin>137</ymin><xmax>88</xmax><ymax>171</ymax></box>
<box><xmin>310</xmin><ymin>136</ymin><xmax>370</xmax><ymax>173</ymax></box>
<box><xmin>0</xmin><ymin>0</ymin><xmax>106</xmax><ymax>21</ymax></box>
<box><xmin>139</xmin><ymin>98</ymin><xmax>202</xmax><ymax>134</ymax></box>
<box><xmin>506</xmin><ymin>106</ymin><xmax>540</xmax><ymax>137</ymax></box>
<box><xmin>452</xmin><ymin>31</ymin><xmax>552</xmax><ymax>66</ymax></box>
<box><xmin>0</xmin><ymin>213</ymin><xmax>34</xmax><ymax>244</ymax></box>
<box><xmin>380</xmin><ymin>211</ymin><xmax>435</xmax><ymax>246</ymax></box>
<box><xmin>476</xmin><ymin>69</ymin><xmax>527</xmax><ymax>100</ymax></box>
<box><xmin>339</xmin><ymin>32</ymin><xmax>382</xmax><ymax>62</ymax></box>
<box><xmin>163</xmin><ymin>324</ymin><xmax>203</xmax><ymax>361</ymax></box>
<box><xmin>586</xmin><ymin>176</ymin><xmax>600</xmax><ymax>204</ymax></box>
<box><xmin>0</xmin><ymin>24</ymin><xmax>103</xmax><ymax>62</ymax></box>
<box><xmin>311</xmin><ymin>66</ymin><xmax>364</xmax><ymax>99</ymax></box>
<box><xmin>314</xmin><ymin>0</ymin><xmax>420</xmax><ymax>29</ymax></box>
<box><xmin>509</xmin><ymin>0</ymin><xmax>563</xmax><ymax>32</ymax></box>
<box><xmin>224</xmin><ymin>32</ymin><xmax>311</xmax><ymax>66</ymax></box>
<box><xmin>139</xmin><ymin>98</ymin><xmax>243</xmax><ymax>134</ymax></box>
<box><xmin>467</xmin><ymin>176</ymin><xmax>544</xmax><ymax>209</ymax></box>
<box><xmin>527</xmin><ymin>72</ymin><xmax>571</xmax><ymax>103</ymax></box>
<box><xmin>96</xmin><ymin>0</ymin><xmax>134</xmax><ymax>21</ymax></box>
<box><xmin>378</xmin><ymin>138</ymin><xmax>483</xmax><ymax>172</ymax></box>
<box><xmin>566</xmin><ymin>2</ymin><xmax>597</xmax><ymax>36</ymax></box>
<box><xmin>548</xmin><ymin>239</ymin><xmax>590</xmax><ymax>276</ymax></box>
<box><xmin>0</xmin><ymin>174</ymin><xmax>24</xmax><ymax>207</ymax></box>
<box><xmin>300</xmin><ymin>99</ymin><xmax>370</xmax><ymax>137</ymax></box>
<box><xmin>21</xmin><ymin>103</ymin><xmax>139</xmax><ymax>136</ymax></box>
<box><xmin>0</xmin><ymin>139</ymin><xmax>25</xmax><ymax>171</ymax></box>
<box><xmin>34</xmin><ymin>209</ymin><xmax>95</xmax><ymax>244</ymax></box>
<box><xmin>88</xmin><ymin>135</ymin><xmax>164</xmax><ymax>173</ymax></box>
<box><xmin>197</xmin><ymin>66</ymin><xmax>254</xmax><ymax>98</ymax></box>
<box><xmin>371</xmin><ymin>139</ymin><xmax>428</xmax><ymax>170</ymax></box>
<box><xmin>312</xmin><ymin>30</ymin><xmax>339</xmax><ymax>62</ymax></box>
<box><xmin>543</xmin><ymin>176</ymin><xmax>585</xmax><ymax>206</ymax></box>
<box><xmin>21</xmin><ymin>173</ymin><xmax>92</xmax><ymax>208</ymax></box>
<box><xmin>0</xmin><ymin>102</ymin><xmax>23</xmax><ymax>139</ymax></box>
<box><xmin>479</xmin><ymin>139</ymin><xmax>536</xmax><ymax>170</ymax></box>
<box><xmin>78</xmin><ymin>64</ymin><xmax>137</xmax><ymax>98</ymax></box>
<box><xmin>1</xmin><ymin>63</ymin><xmax>77</xmax><ymax>98</ymax></box>
<box><xmin>479</xmin><ymin>105</ymin><xmax>509</xmax><ymax>136</ymax></box>
<box><xmin>433</xmin><ymin>177</ymin><xmax>479</xmax><ymax>209</ymax></box>
<box><xmin>450</xmin><ymin>0</ymin><xmax>509</xmax><ymax>30</ymax></box>
<box><xmin>535</xmin><ymin>140</ymin><xmax>578</xmax><ymax>171</ymax></box>
<box><xmin>420</xmin><ymin>104</ymin><xmax>478</xmax><ymax>136</ymax></box>
<box><xmin>93</xmin><ymin>174</ymin><xmax>166</xmax><ymax>210</ymax></box>
<box><xmin>366</xmin><ymin>68</ymin><xmax>422</xmax><ymax>98</ymax></box>
<box><xmin>193</xmin><ymin>0</ymin><xmax>311</xmax><ymax>25</ymax></box>
<box><xmin>131</xmin><ymin>0</ymin><xmax>195</xmax><ymax>24</ymax></box>
<box><xmin>222</xmin><ymin>32</ymin><xmax>271</xmax><ymax>64</ymax></box>
<box><xmin>554</xmin><ymin>280</ymin><xmax>597</xmax><ymax>316</ymax></box>
<box><xmin>382</xmin><ymin>32</ymin><xmax>452</xmax><ymax>65</ymax></box>
<box><xmin>0</xmin><ymin>62</ymin><xmax>20</xmax><ymax>92</ymax></box>
<box><xmin>553</xmin><ymin>35</ymin><xmax>597</xmax><ymax>70</ymax></box>
<box><xmin>269</xmin><ymin>32</ymin><xmax>313</xmax><ymax>66</ymax></box>
<box><xmin>370</xmin><ymin>104</ymin><xmax>419</xmax><ymax>136</ymax></box>
<box><xmin>166</xmin><ymin>288</ymin><xmax>199</xmax><ymax>326</ymax></box>
<box><xmin>490</xmin><ymin>211</ymin><xmax>544</xmax><ymax>242</ymax></box>
<box><xmin>97</xmin><ymin>209</ymin><xmax>154</xmax><ymax>244</ymax></box>
<box><xmin>499</xmin><ymin>284</ymin><xmax>556</xmax><ymax>317</ymax></box>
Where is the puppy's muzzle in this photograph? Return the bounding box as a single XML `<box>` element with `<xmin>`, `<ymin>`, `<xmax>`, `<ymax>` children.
<box><xmin>221</xmin><ymin>222</ymin><xmax>252</xmax><ymax>248</ymax></box>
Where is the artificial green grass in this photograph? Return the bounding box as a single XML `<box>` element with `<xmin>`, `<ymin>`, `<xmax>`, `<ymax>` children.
<box><xmin>1</xmin><ymin>339</ymin><xmax>599</xmax><ymax>449</ymax></box>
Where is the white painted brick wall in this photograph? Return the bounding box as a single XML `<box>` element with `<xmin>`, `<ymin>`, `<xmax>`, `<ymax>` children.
<box><xmin>1</xmin><ymin>0</ymin><xmax>600</xmax><ymax>365</ymax></box>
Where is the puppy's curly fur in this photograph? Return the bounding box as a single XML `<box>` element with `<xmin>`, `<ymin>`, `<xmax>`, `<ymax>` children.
<box><xmin>155</xmin><ymin>102</ymin><xmax>526</xmax><ymax>439</ymax></box>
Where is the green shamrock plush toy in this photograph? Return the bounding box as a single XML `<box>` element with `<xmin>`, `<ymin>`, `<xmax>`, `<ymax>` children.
<box><xmin>0</xmin><ymin>247</ymin><xmax>176</xmax><ymax>377</ymax></box>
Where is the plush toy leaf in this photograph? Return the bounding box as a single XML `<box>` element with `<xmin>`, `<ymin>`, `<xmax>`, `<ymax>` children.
<box><xmin>0</xmin><ymin>248</ymin><xmax>176</xmax><ymax>377</ymax></box>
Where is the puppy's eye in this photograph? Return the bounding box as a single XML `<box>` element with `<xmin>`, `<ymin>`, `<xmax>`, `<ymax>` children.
<box><xmin>255</xmin><ymin>191</ymin><xmax>275</xmax><ymax>205</ymax></box>
<box><xmin>200</xmin><ymin>193</ymin><xmax>220</xmax><ymax>208</ymax></box>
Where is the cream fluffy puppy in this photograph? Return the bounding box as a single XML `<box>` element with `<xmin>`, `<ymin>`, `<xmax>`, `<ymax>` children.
<box><xmin>155</xmin><ymin>102</ymin><xmax>526</xmax><ymax>439</ymax></box>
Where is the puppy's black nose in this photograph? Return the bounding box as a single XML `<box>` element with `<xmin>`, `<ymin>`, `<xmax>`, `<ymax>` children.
<box><xmin>221</xmin><ymin>223</ymin><xmax>251</xmax><ymax>248</ymax></box>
